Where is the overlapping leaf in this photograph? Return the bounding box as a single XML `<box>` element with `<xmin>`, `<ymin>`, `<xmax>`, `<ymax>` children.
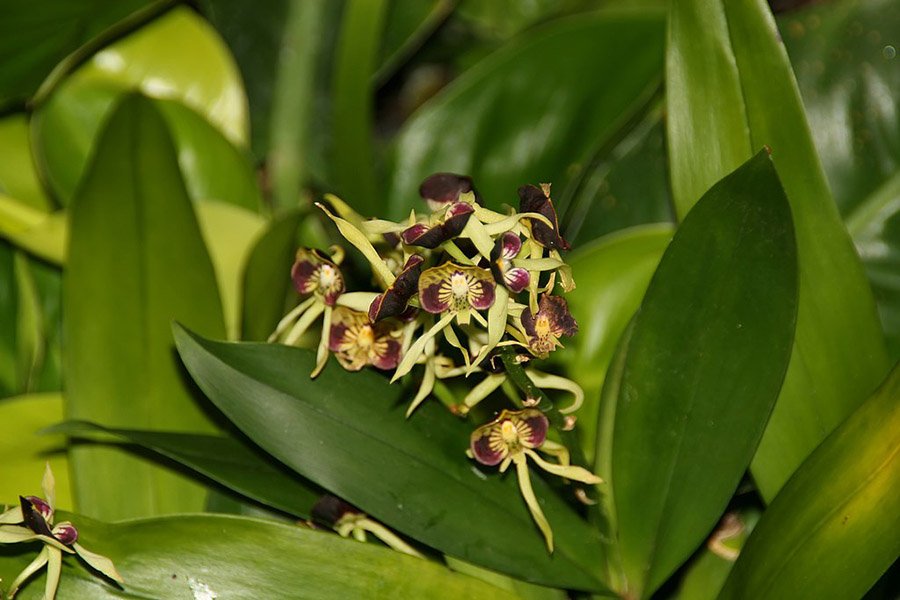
<box><xmin>174</xmin><ymin>326</ymin><xmax>608</xmax><ymax>591</ymax></box>
<box><xmin>610</xmin><ymin>152</ymin><xmax>798</xmax><ymax>597</ymax></box>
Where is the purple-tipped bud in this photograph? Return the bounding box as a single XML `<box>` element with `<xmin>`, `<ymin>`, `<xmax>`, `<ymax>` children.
<box><xmin>490</xmin><ymin>233</ymin><xmax>530</xmax><ymax>293</ymax></box>
<box><xmin>53</xmin><ymin>523</ymin><xmax>78</xmax><ymax>545</ymax></box>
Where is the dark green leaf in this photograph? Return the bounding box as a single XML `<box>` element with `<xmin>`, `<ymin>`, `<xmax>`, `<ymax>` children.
<box><xmin>45</xmin><ymin>421</ymin><xmax>321</xmax><ymax>519</ymax></box>
<box><xmin>563</xmin><ymin>107</ymin><xmax>674</xmax><ymax>246</ymax></box>
<box><xmin>0</xmin><ymin>0</ymin><xmax>161</xmax><ymax>109</ymax></box>
<box><xmin>611</xmin><ymin>152</ymin><xmax>798</xmax><ymax>597</ymax></box>
<box><xmin>64</xmin><ymin>94</ymin><xmax>226</xmax><ymax>519</ymax></box>
<box><xmin>240</xmin><ymin>209</ymin><xmax>304</xmax><ymax>341</ymax></box>
<box><xmin>779</xmin><ymin>1</ymin><xmax>900</xmax><ymax>359</ymax></box>
<box><xmin>0</xmin><ymin>513</ymin><xmax>517</xmax><ymax>599</ymax></box>
<box><xmin>666</xmin><ymin>0</ymin><xmax>889</xmax><ymax>501</ymax></box>
<box><xmin>562</xmin><ymin>224</ymin><xmax>672</xmax><ymax>460</ymax></box>
<box><xmin>0</xmin><ymin>242</ymin><xmax>18</xmax><ymax>395</ymax></box>
<box><xmin>377</xmin><ymin>0</ymin><xmax>454</xmax><ymax>83</ymax></box>
<box><xmin>173</xmin><ymin>326</ymin><xmax>609</xmax><ymax>592</ymax></box>
<box><xmin>719</xmin><ymin>365</ymin><xmax>900</xmax><ymax>600</ymax></box>
<box><xmin>387</xmin><ymin>9</ymin><xmax>664</xmax><ymax>218</ymax></box>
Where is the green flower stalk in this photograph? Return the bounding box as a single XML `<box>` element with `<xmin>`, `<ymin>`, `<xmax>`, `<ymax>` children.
<box><xmin>0</xmin><ymin>465</ymin><xmax>123</xmax><ymax>599</ymax></box>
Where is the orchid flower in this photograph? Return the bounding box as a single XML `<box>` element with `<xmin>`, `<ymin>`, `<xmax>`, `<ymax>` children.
<box><xmin>468</xmin><ymin>409</ymin><xmax>601</xmax><ymax>552</ymax></box>
<box><xmin>0</xmin><ymin>465</ymin><xmax>123</xmax><ymax>599</ymax></box>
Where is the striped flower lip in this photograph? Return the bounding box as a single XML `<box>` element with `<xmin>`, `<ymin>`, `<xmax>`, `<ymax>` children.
<box><xmin>419</xmin><ymin>173</ymin><xmax>480</xmax><ymax>211</ymax></box>
<box><xmin>470</xmin><ymin>409</ymin><xmax>548</xmax><ymax>466</ymax></box>
<box><xmin>418</xmin><ymin>262</ymin><xmax>495</xmax><ymax>314</ymax></box>
<box><xmin>369</xmin><ymin>255</ymin><xmax>425</xmax><ymax>321</ymax></box>
<box><xmin>291</xmin><ymin>248</ymin><xmax>345</xmax><ymax>306</ymax></box>
<box><xmin>401</xmin><ymin>202</ymin><xmax>474</xmax><ymax>249</ymax></box>
<box><xmin>518</xmin><ymin>184</ymin><xmax>570</xmax><ymax>251</ymax></box>
<box><xmin>521</xmin><ymin>294</ymin><xmax>578</xmax><ymax>356</ymax></box>
<box><xmin>329</xmin><ymin>307</ymin><xmax>402</xmax><ymax>371</ymax></box>
<box><xmin>490</xmin><ymin>232</ymin><xmax>530</xmax><ymax>293</ymax></box>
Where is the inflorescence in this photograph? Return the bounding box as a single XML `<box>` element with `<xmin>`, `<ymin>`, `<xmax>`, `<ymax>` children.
<box><xmin>270</xmin><ymin>173</ymin><xmax>601</xmax><ymax>551</ymax></box>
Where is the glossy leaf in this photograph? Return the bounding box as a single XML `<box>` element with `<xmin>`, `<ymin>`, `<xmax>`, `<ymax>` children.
<box><xmin>240</xmin><ymin>209</ymin><xmax>304</xmax><ymax>342</ymax></box>
<box><xmin>45</xmin><ymin>421</ymin><xmax>321</xmax><ymax>519</ymax></box>
<box><xmin>563</xmin><ymin>107</ymin><xmax>674</xmax><ymax>246</ymax></box>
<box><xmin>778</xmin><ymin>1</ymin><xmax>900</xmax><ymax>359</ymax></box>
<box><xmin>562</xmin><ymin>224</ymin><xmax>672</xmax><ymax>460</ymax></box>
<box><xmin>0</xmin><ymin>242</ymin><xmax>16</xmax><ymax>395</ymax></box>
<box><xmin>666</xmin><ymin>0</ymin><xmax>889</xmax><ymax>500</ymax></box>
<box><xmin>0</xmin><ymin>0</ymin><xmax>159</xmax><ymax>109</ymax></box>
<box><xmin>719</xmin><ymin>364</ymin><xmax>900</xmax><ymax>600</ymax></box>
<box><xmin>377</xmin><ymin>0</ymin><xmax>454</xmax><ymax>83</ymax></box>
<box><xmin>611</xmin><ymin>152</ymin><xmax>798</xmax><ymax>597</ymax></box>
<box><xmin>0</xmin><ymin>393</ymin><xmax>71</xmax><ymax>508</ymax></box>
<box><xmin>0</xmin><ymin>115</ymin><xmax>50</xmax><ymax>211</ymax></box>
<box><xmin>173</xmin><ymin>326</ymin><xmax>609</xmax><ymax>592</ymax></box>
<box><xmin>0</xmin><ymin>513</ymin><xmax>517</xmax><ymax>599</ymax></box>
<box><xmin>32</xmin><ymin>7</ymin><xmax>249</xmax><ymax>205</ymax></box>
<box><xmin>64</xmin><ymin>94</ymin><xmax>225</xmax><ymax>520</ymax></box>
<box><xmin>387</xmin><ymin>9</ymin><xmax>664</xmax><ymax>218</ymax></box>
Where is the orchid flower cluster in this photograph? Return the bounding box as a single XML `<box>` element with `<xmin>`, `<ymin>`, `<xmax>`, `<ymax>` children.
<box><xmin>0</xmin><ymin>465</ymin><xmax>122</xmax><ymax>599</ymax></box>
<box><xmin>270</xmin><ymin>173</ymin><xmax>601</xmax><ymax>551</ymax></box>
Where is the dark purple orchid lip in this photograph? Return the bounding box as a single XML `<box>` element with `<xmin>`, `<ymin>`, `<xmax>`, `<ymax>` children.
<box><xmin>291</xmin><ymin>248</ymin><xmax>345</xmax><ymax>306</ymax></box>
<box><xmin>369</xmin><ymin>255</ymin><xmax>425</xmax><ymax>321</ymax></box>
<box><xmin>419</xmin><ymin>173</ymin><xmax>481</xmax><ymax>210</ymax></box>
<box><xmin>329</xmin><ymin>307</ymin><xmax>402</xmax><ymax>371</ymax></box>
<box><xmin>518</xmin><ymin>184</ymin><xmax>570</xmax><ymax>251</ymax></box>
<box><xmin>469</xmin><ymin>409</ymin><xmax>549</xmax><ymax>466</ymax></box>
<box><xmin>418</xmin><ymin>262</ymin><xmax>496</xmax><ymax>314</ymax></box>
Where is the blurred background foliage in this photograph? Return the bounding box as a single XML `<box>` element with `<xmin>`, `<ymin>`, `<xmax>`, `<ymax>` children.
<box><xmin>0</xmin><ymin>0</ymin><xmax>897</xmax><ymax>597</ymax></box>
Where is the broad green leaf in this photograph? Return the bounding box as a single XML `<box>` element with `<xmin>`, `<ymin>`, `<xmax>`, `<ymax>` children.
<box><xmin>240</xmin><ymin>209</ymin><xmax>304</xmax><ymax>341</ymax></box>
<box><xmin>46</xmin><ymin>421</ymin><xmax>321</xmax><ymax>519</ymax></box>
<box><xmin>0</xmin><ymin>242</ymin><xmax>18</xmax><ymax>395</ymax></box>
<box><xmin>64</xmin><ymin>94</ymin><xmax>226</xmax><ymax>520</ymax></box>
<box><xmin>719</xmin><ymin>364</ymin><xmax>900</xmax><ymax>600</ymax></box>
<box><xmin>0</xmin><ymin>393</ymin><xmax>71</xmax><ymax>508</ymax></box>
<box><xmin>32</xmin><ymin>7</ymin><xmax>249</xmax><ymax>205</ymax></box>
<box><xmin>779</xmin><ymin>1</ymin><xmax>900</xmax><ymax>359</ymax></box>
<box><xmin>666</xmin><ymin>0</ymin><xmax>889</xmax><ymax>501</ymax></box>
<box><xmin>563</xmin><ymin>107</ymin><xmax>674</xmax><ymax>246</ymax></box>
<box><xmin>0</xmin><ymin>513</ymin><xmax>517</xmax><ymax>599</ymax></box>
<box><xmin>387</xmin><ymin>9</ymin><xmax>664</xmax><ymax>218</ymax></box>
<box><xmin>562</xmin><ymin>224</ymin><xmax>672</xmax><ymax>460</ymax></box>
<box><xmin>0</xmin><ymin>0</ymin><xmax>160</xmax><ymax>109</ymax></box>
<box><xmin>173</xmin><ymin>326</ymin><xmax>609</xmax><ymax>592</ymax></box>
<box><xmin>0</xmin><ymin>115</ymin><xmax>50</xmax><ymax>211</ymax></box>
<box><xmin>611</xmin><ymin>153</ymin><xmax>798</xmax><ymax>598</ymax></box>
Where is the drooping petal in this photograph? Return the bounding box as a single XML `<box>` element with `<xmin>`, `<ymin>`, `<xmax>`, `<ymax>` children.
<box><xmin>73</xmin><ymin>542</ymin><xmax>124</xmax><ymax>583</ymax></box>
<box><xmin>518</xmin><ymin>183</ymin><xmax>570</xmax><ymax>251</ymax></box>
<box><xmin>369</xmin><ymin>255</ymin><xmax>425</xmax><ymax>321</ymax></box>
<box><xmin>419</xmin><ymin>173</ymin><xmax>480</xmax><ymax>211</ymax></box>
